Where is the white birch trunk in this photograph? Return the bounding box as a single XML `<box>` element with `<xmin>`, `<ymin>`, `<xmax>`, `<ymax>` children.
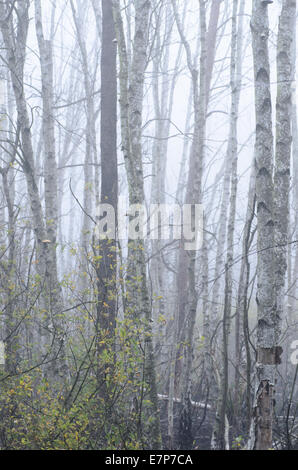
<box><xmin>35</xmin><ymin>0</ymin><xmax>68</xmax><ymax>383</ymax></box>
<box><xmin>249</xmin><ymin>0</ymin><xmax>295</xmax><ymax>450</ymax></box>
<box><xmin>113</xmin><ymin>0</ymin><xmax>162</xmax><ymax>449</ymax></box>
<box><xmin>211</xmin><ymin>0</ymin><xmax>244</xmax><ymax>449</ymax></box>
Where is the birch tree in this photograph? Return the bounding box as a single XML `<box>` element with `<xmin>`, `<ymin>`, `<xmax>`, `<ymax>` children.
<box><xmin>250</xmin><ymin>0</ymin><xmax>295</xmax><ymax>450</ymax></box>
<box><xmin>34</xmin><ymin>0</ymin><xmax>68</xmax><ymax>383</ymax></box>
<box><xmin>113</xmin><ymin>0</ymin><xmax>162</xmax><ymax>449</ymax></box>
<box><xmin>211</xmin><ymin>0</ymin><xmax>245</xmax><ymax>450</ymax></box>
<box><xmin>0</xmin><ymin>0</ymin><xmax>67</xmax><ymax>384</ymax></box>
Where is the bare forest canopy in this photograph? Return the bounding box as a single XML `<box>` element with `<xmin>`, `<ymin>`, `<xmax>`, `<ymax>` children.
<box><xmin>0</xmin><ymin>0</ymin><xmax>297</xmax><ymax>451</ymax></box>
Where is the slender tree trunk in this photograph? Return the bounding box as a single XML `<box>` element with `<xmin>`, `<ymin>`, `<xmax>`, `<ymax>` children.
<box><xmin>70</xmin><ymin>0</ymin><xmax>97</xmax><ymax>258</ymax></box>
<box><xmin>249</xmin><ymin>0</ymin><xmax>295</xmax><ymax>450</ymax></box>
<box><xmin>35</xmin><ymin>0</ymin><xmax>68</xmax><ymax>384</ymax></box>
<box><xmin>235</xmin><ymin>165</ymin><xmax>256</xmax><ymax>436</ymax></box>
<box><xmin>212</xmin><ymin>0</ymin><xmax>244</xmax><ymax>449</ymax></box>
<box><xmin>95</xmin><ymin>0</ymin><xmax>118</xmax><ymax>396</ymax></box>
<box><xmin>0</xmin><ymin>75</ymin><xmax>18</xmax><ymax>374</ymax></box>
<box><xmin>113</xmin><ymin>0</ymin><xmax>162</xmax><ymax>450</ymax></box>
<box><xmin>274</xmin><ymin>0</ymin><xmax>296</xmax><ymax>373</ymax></box>
<box><xmin>250</xmin><ymin>0</ymin><xmax>275</xmax><ymax>450</ymax></box>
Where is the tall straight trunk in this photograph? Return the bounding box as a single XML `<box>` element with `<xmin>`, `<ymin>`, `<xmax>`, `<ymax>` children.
<box><xmin>34</xmin><ymin>0</ymin><xmax>68</xmax><ymax>383</ymax></box>
<box><xmin>273</xmin><ymin>0</ymin><xmax>296</xmax><ymax>369</ymax></box>
<box><xmin>211</xmin><ymin>0</ymin><xmax>244</xmax><ymax>449</ymax></box>
<box><xmin>249</xmin><ymin>0</ymin><xmax>295</xmax><ymax>450</ymax></box>
<box><xmin>150</xmin><ymin>5</ymin><xmax>171</xmax><ymax>357</ymax></box>
<box><xmin>291</xmin><ymin>17</ymin><xmax>298</xmax><ymax>352</ymax></box>
<box><xmin>70</xmin><ymin>0</ymin><xmax>97</xmax><ymax>255</ymax></box>
<box><xmin>274</xmin><ymin>0</ymin><xmax>296</xmax><ymax>442</ymax></box>
<box><xmin>113</xmin><ymin>0</ymin><xmax>162</xmax><ymax>450</ymax></box>
<box><xmin>95</xmin><ymin>0</ymin><xmax>118</xmax><ymax>386</ymax></box>
<box><xmin>250</xmin><ymin>0</ymin><xmax>275</xmax><ymax>450</ymax></box>
<box><xmin>209</xmin><ymin>0</ymin><xmax>237</xmax><ymax>330</ymax></box>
